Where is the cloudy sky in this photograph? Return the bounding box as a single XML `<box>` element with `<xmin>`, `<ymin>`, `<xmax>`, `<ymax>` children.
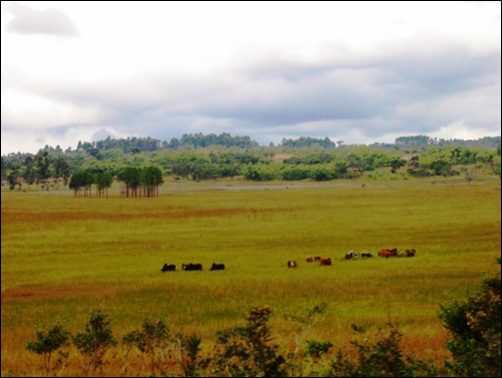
<box><xmin>1</xmin><ymin>1</ymin><xmax>501</xmax><ymax>154</ymax></box>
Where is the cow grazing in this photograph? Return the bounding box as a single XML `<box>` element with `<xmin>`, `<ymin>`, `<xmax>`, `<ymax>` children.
<box><xmin>319</xmin><ymin>258</ymin><xmax>332</xmax><ymax>266</ymax></box>
<box><xmin>314</xmin><ymin>256</ymin><xmax>321</xmax><ymax>261</ymax></box>
<box><xmin>210</xmin><ymin>263</ymin><xmax>225</xmax><ymax>271</ymax></box>
<box><xmin>182</xmin><ymin>263</ymin><xmax>202</xmax><ymax>271</ymax></box>
<box><xmin>345</xmin><ymin>251</ymin><xmax>358</xmax><ymax>260</ymax></box>
<box><xmin>378</xmin><ymin>248</ymin><xmax>400</xmax><ymax>258</ymax></box>
<box><xmin>405</xmin><ymin>249</ymin><xmax>416</xmax><ymax>257</ymax></box>
<box><xmin>305</xmin><ymin>257</ymin><xmax>314</xmax><ymax>262</ymax></box>
<box><xmin>287</xmin><ymin>260</ymin><xmax>297</xmax><ymax>268</ymax></box>
<box><xmin>161</xmin><ymin>263</ymin><xmax>176</xmax><ymax>272</ymax></box>
<box><xmin>361</xmin><ymin>253</ymin><xmax>373</xmax><ymax>258</ymax></box>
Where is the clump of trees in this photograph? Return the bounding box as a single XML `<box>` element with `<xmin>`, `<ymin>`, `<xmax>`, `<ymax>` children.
<box><xmin>68</xmin><ymin>165</ymin><xmax>163</xmax><ymax>197</ymax></box>
<box><xmin>116</xmin><ymin>166</ymin><xmax>163</xmax><ymax>197</ymax></box>
<box><xmin>24</xmin><ymin>260</ymin><xmax>501</xmax><ymax>377</ymax></box>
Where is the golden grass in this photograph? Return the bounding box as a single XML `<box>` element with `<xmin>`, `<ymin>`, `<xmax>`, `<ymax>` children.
<box><xmin>1</xmin><ymin>178</ymin><xmax>501</xmax><ymax>376</ymax></box>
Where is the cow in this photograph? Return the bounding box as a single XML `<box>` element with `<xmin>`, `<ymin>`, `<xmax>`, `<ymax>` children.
<box><xmin>305</xmin><ymin>257</ymin><xmax>314</xmax><ymax>262</ymax></box>
<box><xmin>314</xmin><ymin>256</ymin><xmax>321</xmax><ymax>261</ymax></box>
<box><xmin>361</xmin><ymin>252</ymin><xmax>373</xmax><ymax>258</ymax></box>
<box><xmin>405</xmin><ymin>249</ymin><xmax>416</xmax><ymax>257</ymax></box>
<box><xmin>319</xmin><ymin>258</ymin><xmax>332</xmax><ymax>266</ymax></box>
<box><xmin>161</xmin><ymin>263</ymin><xmax>176</xmax><ymax>272</ymax></box>
<box><xmin>345</xmin><ymin>251</ymin><xmax>358</xmax><ymax>260</ymax></box>
<box><xmin>287</xmin><ymin>260</ymin><xmax>297</xmax><ymax>268</ymax></box>
<box><xmin>182</xmin><ymin>263</ymin><xmax>203</xmax><ymax>271</ymax></box>
<box><xmin>378</xmin><ymin>248</ymin><xmax>400</xmax><ymax>258</ymax></box>
<box><xmin>210</xmin><ymin>263</ymin><xmax>225</xmax><ymax>271</ymax></box>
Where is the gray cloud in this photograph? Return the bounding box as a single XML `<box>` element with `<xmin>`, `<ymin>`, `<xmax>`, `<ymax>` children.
<box><xmin>6</xmin><ymin>2</ymin><xmax>79</xmax><ymax>37</ymax></box>
<box><xmin>2</xmin><ymin>35</ymin><xmax>499</xmax><ymax>152</ymax></box>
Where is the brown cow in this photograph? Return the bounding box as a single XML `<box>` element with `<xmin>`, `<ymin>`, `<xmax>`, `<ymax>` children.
<box><xmin>405</xmin><ymin>249</ymin><xmax>416</xmax><ymax>257</ymax></box>
<box><xmin>305</xmin><ymin>257</ymin><xmax>314</xmax><ymax>262</ymax></box>
<box><xmin>287</xmin><ymin>260</ymin><xmax>297</xmax><ymax>268</ymax></box>
<box><xmin>319</xmin><ymin>258</ymin><xmax>332</xmax><ymax>266</ymax></box>
<box><xmin>378</xmin><ymin>248</ymin><xmax>400</xmax><ymax>258</ymax></box>
<box><xmin>314</xmin><ymin>256</ymin><xmax>321</xmax><ymax>261</ymax></box>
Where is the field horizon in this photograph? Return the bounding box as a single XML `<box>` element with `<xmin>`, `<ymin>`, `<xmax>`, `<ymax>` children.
<box><xmin>2</xmin><ymin>176</ymin><xmax>501</xmax><ymax>376</ymax></box>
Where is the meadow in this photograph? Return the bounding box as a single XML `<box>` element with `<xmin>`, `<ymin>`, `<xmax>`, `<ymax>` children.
<box><xmin>1</xmin><ymin>177</ymin><xmax>501</xmax><ymax>376</ymax></box>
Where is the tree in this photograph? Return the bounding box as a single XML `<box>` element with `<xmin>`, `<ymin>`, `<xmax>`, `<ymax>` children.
<box><xmin>73</xmin><ymin>309</ymin><xmax>117</xmax><ymax>374</ymax></box>
<box><xmin>36</xmin><ymin>151</ymin><xmax>51</xmax><ymax>190</ymax></box>
<box><xmin>54</xmin><ymin>157</ymin><xmax>71</xmax><ymax>187</ymax></box>
<box><xmin>123</xmin><ymin>319</ymin><xmax>170</xmax><ymax>374</ymax></box>
<box><xmin>140</xmin><ymin>166</ymin><xmax>164</xmax><ymax>197</ymax></box>
<box><xmin>94</xmin><ymin>170</ymin><xmax>113</xmax><ymax>197</ymax></box>
<box><xmin>439</xmin><ymin>260</ymin><xmax>501</xmax><ymax>377</ymax></box>
<box><xmin>210</xmin><ymin>307</ymin><xmax>286</xmax><ymax>377</ymax></box>
<box><xmin>26</xmin><ymin>323</ymin><xmax>71</xmax><ymax>377</ymax></box>
<box><xmin>69</xmin><ymin>170</ymin><xmax>94</xmax><ymax>196</ymax></box>
<box><xmin>117</xmin><ymin>167</ymin><xmax>141</xmax><ymax>197</ymax></box>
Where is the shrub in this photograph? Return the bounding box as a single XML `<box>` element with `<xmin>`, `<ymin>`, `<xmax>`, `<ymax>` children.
<box><xmin>123</xmin><ymin>319</ymin><xmax>170</xmax><ymax>374</ymax></box>
<box><xmin>330</xmin><ymin>326</ymin><xmax>438</xmax><ymax>377</ymax></box>
<box><xmin>210</xmin><ymin>306</ymin><xmax>286</xmax><ymax>377</ymax></box>
<box><xmin>73</xmin><ymin>309</ymin><xmax>117</xmax><ymax>374</ymax></box>
<box><xmin>26</xmin><ymin>322</ymin><xmax>71</xmax><ymax>377</ymax></box>
<box><xmin>439</xmin><ymin>260</ymin><xmax>501</xmax><ymax>377</ymax></box>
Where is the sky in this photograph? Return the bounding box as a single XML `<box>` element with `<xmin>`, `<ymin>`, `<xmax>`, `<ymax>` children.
<box><xmin>1</xmin><ymin>1</ymin><xmax>501</xmax><ymax>154</ymax></box>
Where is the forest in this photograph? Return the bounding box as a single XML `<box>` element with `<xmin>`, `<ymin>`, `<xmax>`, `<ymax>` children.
<box><xmin>1</xmin><ymin>134</ymin><xmax>500</xmax><ymax>192</ymax></box>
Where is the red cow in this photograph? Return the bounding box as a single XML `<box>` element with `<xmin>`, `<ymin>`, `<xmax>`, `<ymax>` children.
<box><xmin>378</xmin><ymin>248</ymin><xmax>400</xmax><ymax>258</ymax></box>
<box><xmin>287</xmin><ymin>260</ymin><xmax>297</xmax><ymax>268</ymax></box>
<box><xmin>405</xmin><ymin>249</ymin><xmax>416</xmax><ymax>257</ymax></box>
<box><xmin>319</xmin><ymin>258</ymin><xmax>332</xmax><ymax>266</ymax></box>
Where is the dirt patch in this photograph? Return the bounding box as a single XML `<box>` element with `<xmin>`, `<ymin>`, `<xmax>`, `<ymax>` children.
<box><xmin>272</xmin><ymin>153</ymin><xmax>293</xmax><ymax>161</ymax></box>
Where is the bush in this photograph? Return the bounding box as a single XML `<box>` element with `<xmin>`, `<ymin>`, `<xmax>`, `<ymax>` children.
<box><xmin>123</xmin><ymin>319</ymin><xmax>170</xmax><ymax>374</ymax></box>
<box><xmin>330</xmin><ymin>326</ymin><xmax>439</xmax><ymax>377</ymax></box>
<box><xmin>439</xmin><ymin>260</ymin><xmax>501</xmax><ymax>377</ymax></box>
<box><xmin>26</xmin><ymin>322</ymin><xmax>71</xmax><ymax>377</ymax></box>
<box><xmin>209</xmin><ymin>306</ymin><xmax>286</xmax><ymax>377</ymax></box>
<box><xmin>73</xmin><ymin>309</ymin><xmax>117</xmax><ymax>374</ymax></box>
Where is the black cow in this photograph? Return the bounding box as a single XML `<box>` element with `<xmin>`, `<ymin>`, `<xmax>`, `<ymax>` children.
<box><xmin>182</xmin><ymin>263</ymin><xmax>202</xmax><ymax>271</ymax></box>
<box><xmin>161</xmin><ymin>263</ymin><xmax>176</xmax><ymax>272</ymax></box>
<box><xmin>210</xmin><ymin>263</ymin><xmax>225</xmax><ymax>271</ymax></box>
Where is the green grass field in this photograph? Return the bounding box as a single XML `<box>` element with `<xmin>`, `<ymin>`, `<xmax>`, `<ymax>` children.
<box><xmin>1</xmin><ymin>178</ymin><xmax>501</xmax><ymax>376</ymax></box>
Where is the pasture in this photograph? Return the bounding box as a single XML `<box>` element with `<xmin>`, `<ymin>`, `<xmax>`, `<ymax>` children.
<box><xmin>1</xmin><ymin>178</ymin><xmax>501</xmax><ymax>376</ymax></box>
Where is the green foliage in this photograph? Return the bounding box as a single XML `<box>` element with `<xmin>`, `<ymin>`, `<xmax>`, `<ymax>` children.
<box><xmin>210</xmin><ymin>307</ymin><xmax>287</xmax><ymax>377</ymax></box>
<box><xmin>281</xmin><ymin>136</ymin><xmax>336</xmax><ymax>148</ymax></box>
<box><xmin>439</xmin><ymin>260</ymin><xmax>501</xmax><ymax>377</ymax></box>
<box><xmin>330</xmin><ymin>326</ymin><xmax>439</xmax><ymax>377</ymax></box>
<box><xmin>175</xmin><ymin>333</ymin><xmax>203</xmax><ymax>377</ymax></box>
<box><xmin>73</xmin><ymin>309</ymin><xmax>117</xmax><ymax>373</ymax></box>
<box><xmin>26</xmin><ymin>322</ymin><xmax>70</xmax><ymax>377</ymax></box>
<box><xmin>68</xmin><ymin>169</ymin><xmax>94</xmax><ymax>196</ymax></box>
<box><xmin>123</xmin><ymin>319</ymin><xmax>170</xmax><ymax>373</ymax></box>
<box><xmin>303</xmin><ymin>340</ymin><xmax>333</xmax><ymax>359</ymax></box>
<box><xmin>244</xmin><ymin>165</ymin><xmax>278</xmax><ymax>181</ymax></box>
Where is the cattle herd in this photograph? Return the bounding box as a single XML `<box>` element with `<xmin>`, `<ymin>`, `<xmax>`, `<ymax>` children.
<box><xmin>161</xmin><ymin>262</ymin><xmax>225</xmax><ymax>272</ymax></box>
<box><xmin>161</xmin><ymin>249</ymin><xmax>416</xmax><ymax>272</ymax></box>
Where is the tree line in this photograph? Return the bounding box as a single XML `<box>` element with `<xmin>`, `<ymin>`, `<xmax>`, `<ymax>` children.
<box><xmin>2</xmin><ymin>134</ymin><xmax>501</xmax><ymax>191</ymax></box>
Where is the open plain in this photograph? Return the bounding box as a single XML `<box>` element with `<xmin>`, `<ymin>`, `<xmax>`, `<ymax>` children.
<box><xmin>1</xmin><ymin>178</ymin><xmax>501</xmax><ymax>376</ymax></box>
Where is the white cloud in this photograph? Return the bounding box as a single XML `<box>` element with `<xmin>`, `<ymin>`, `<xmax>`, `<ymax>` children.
<box><xmin>1</xmin><ymin>1</ymin><xmax>500</xmax><ymax>154</ymax></box>
<box><xmin>6</xmin><ymin>1</ymin><xmax>79</xmax><ymax>37</ymax></box>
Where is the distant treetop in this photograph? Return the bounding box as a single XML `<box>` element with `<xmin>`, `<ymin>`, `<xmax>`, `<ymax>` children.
<box><xmin>280</xmin><ymin>137</ymin><xmax>336</xmax><ymax>148</ymax></box>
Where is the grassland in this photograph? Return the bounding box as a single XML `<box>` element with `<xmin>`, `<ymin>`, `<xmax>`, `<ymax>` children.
<box><xmin>1</xmin><ymin>177</ymin><xmax>501</xmax><ymax>376</ymax></box>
